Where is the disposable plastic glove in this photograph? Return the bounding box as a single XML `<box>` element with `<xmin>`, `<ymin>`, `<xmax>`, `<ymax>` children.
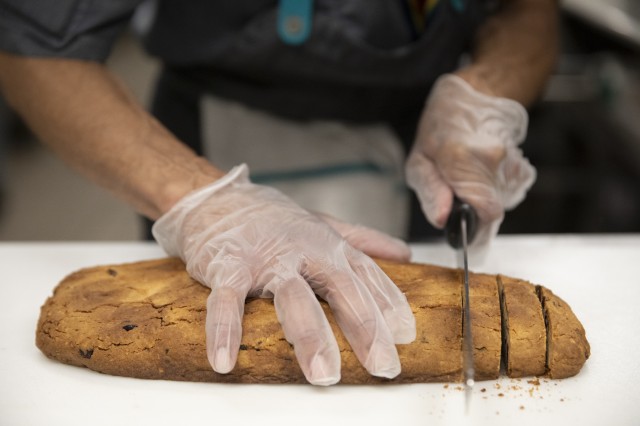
<box><xmin>406</xmin><ymin>74</ymin><xmax>536</xmax><ymax>249</ymax></box>
<box><xmin>152</xmin><ymin>164</ymin><xmax>416</xmax><ymax>385</ymax></box>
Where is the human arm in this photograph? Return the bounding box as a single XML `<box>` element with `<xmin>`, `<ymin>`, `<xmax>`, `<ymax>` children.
<box><xmin>406</xmin><ymin>0</ymin><xmax>558</xmax><ymax>247</ymax></box>
<box><xmin>456</xmin><ymin>0</ymin><xmax>559</xmax><ymax>105</ymax></box>
<box><xmin>0</xmin><ymin>51</ymin><xmax>415</xmax><ymax>384</ymax></box>
<box><xmin>0</xmin><ymin>53</ymin><xmax>224</xmax><ymax>219</ymax></box>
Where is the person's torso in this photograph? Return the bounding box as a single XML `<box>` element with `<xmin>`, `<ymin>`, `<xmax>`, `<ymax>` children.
<box><xmin>145</xmin><ymin>0</ymin><xmax>488</xmax><ymax>128</ymax></box>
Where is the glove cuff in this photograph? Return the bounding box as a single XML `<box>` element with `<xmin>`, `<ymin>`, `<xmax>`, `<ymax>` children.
<box><xmin>428</xmin><ymin>74</ymin><xmax>529</xmax><ymax>146</ymax></box>
<box><xmin>152</xmin><ymin>164</ymin><xmax>250</xmax><ymax>257</ymax></box>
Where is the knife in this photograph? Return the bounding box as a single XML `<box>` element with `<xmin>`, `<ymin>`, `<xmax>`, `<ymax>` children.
<box><xmin>445</xmin><ymin>197</ymin><xmax>478</xmax><ymax>414</ymax></box>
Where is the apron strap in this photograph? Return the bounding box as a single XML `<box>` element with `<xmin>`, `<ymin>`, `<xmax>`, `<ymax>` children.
<box><xmin>277</xmin><ymin>0</ymin><xmax>314</xmax><ymax>45</ymax></box>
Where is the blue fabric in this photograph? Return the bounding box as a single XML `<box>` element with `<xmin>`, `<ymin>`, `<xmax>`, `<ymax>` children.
<box><xmin>277</xmin><ymin>0</ymin><xmax>313</xmax><ymax>45</ymax></box>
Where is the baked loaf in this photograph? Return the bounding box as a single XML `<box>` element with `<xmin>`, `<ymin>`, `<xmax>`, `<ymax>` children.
<box><xmin>36</xmin><ymin>258</ymin><xmax>590</xmax><ymax>384</ymax></box>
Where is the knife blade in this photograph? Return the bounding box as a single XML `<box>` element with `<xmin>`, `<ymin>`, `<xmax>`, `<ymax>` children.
<box><xmin>445</xmin><ymin>197</ymin><xmax>478</xmax><ymax>414</ymax></box>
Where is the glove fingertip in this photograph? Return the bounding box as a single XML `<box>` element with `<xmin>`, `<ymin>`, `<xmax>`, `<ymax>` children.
<box><xmin>354</xmin><ymin>235</ymin><xmax>412</xmax><ymax>263</ymax></box>
<box><xmin>309</xmin><ymin>376</ymin><xmax>341</xmax><ymax>386</ymax></box>
<box><xmin>211</xmin><ymin>346</ymin><xmax>235</xmax><ymax>374</ymax></box>
<box><xmin>393</xmin><ymin>327</ymin><xmax>417</xmax><ymax>345</ymax></box>
<box><xmin>388</xmin><ymin>311</ymin><xmax>417</xmax><ymax>344</ymax></box>
<box><xmin>361</xmin><ymin>330</ymin><xmax>402</xmax><ymax>379</ymax></box>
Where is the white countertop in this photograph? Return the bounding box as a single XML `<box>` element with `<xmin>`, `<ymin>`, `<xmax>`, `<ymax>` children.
<box><xmin>1</xmin><ymin>235</ymin><xmax>639</xmax><ymax>426</ymax></box>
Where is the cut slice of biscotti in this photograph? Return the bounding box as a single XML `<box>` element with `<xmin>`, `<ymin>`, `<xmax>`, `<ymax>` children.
<box><xmin>468</xmin><ymin>273</ymin><xmax>502</xmax><ymax>381</ymax></box>
<box><xmin>498</xmin><ymin>275</ymin><xmax>547</xmax><ymax>378</ymax></box>
<box><xmin>35</xmin><ymin>257</ymin><xmax>590</xmax><ymax>384</ymax></box>
<box><xmin>537</xmin><ymin>286</ymin><xmax>590</xmax><ymax>379</ymax></box>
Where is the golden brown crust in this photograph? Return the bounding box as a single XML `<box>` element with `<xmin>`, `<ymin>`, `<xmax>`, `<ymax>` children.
<box><xmin>35</xmin><ymin>257</ymin><xmax>589</xmax><ymax>384</ymax></box>
<box><xmin>537</xmin><ymin>286</ymin><xmax>591</xmax><ymax>379</ymax></box>
<box><xmin>468</xmin><ymin>273</ymin><xmax>502</xmax><ymax>380</ymax></box>
<box><xmin>499</xmin><ymin>276</ymin><xmax>547</xmax><ymax>378</ymax></box>
<box><xmin>376</xmin><ymin>260</ymin><xmax>463</xmax><ymax>383</ymax></box>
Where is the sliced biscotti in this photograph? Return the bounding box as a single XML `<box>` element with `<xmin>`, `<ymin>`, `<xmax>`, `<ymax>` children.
<box><xmin>537</xmin><ymin>286</ymin><xmax>591</xmax><ymax>379</ymax></box>
<box><xmin>498</xmin><ymin>275</ymin><xmax>547</xmax><ymax>378</ymax></box>
<box><xmin>35</xmin><ymin>257</ymin><xmax>590</xmax><ymax>384</ymax></box>
<box><xmin>468</xmin><ymin>273</ymin><xmax>502</xmax><ymax>380</ymax></box>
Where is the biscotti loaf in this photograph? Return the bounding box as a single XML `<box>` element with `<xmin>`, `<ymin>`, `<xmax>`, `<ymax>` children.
<box><xmin>35</xmin><ymin>257</ymin><xmax>590</xmax><ymax>384</ymax></box>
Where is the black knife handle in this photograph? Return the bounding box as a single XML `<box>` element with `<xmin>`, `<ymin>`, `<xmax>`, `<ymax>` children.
<box><xmin>445</xmin><ymin>197</ymin><xmax>479</xmax><ymax>249</ymax></box>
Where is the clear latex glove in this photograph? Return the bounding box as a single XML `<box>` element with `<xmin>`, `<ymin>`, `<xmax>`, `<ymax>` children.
<box><xmin>152</xmin><ymin>164</ymin><xmax>416</xmax><ymax>386</ymax></box>
<box><xmin>313</xmin><ymin>212</ymin><xmax>412</xmax><ymax>262</ymax></box>
<box><xmin>406</xmin><ymin>74</ymin><xmax>536</xmax><ymax>250</ymax></box>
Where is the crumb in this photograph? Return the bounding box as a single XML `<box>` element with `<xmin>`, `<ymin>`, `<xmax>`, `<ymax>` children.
<box><xmin>443</xmin><ymin>384</ymin><xmax>449</xmax><ymax>389</ymax></box>
<box><xmin>528</xmin><ymin>388</ymin><xmax>535</xmax><ymax>397</ymax></box>
<box><xmin>455</xmin><ymin>386</ymin><xmax>463</xmax><ymax>391</ymax></box>
<box><xmin>560</xmin><ymin>398</ymin><xmax>564</xmax><ymax>402</ymax></box>
<box><xmin>527</xmin><ymin>378</ymin><xmax>541</xmax><ymax>386</ymax></box>
<box><xmin>498</xmin><ymin>393</ymin><xmax>504</xmax><ymax>397</ymax></box>
<box><xmin>494</xmin><ymin>383</ymin><xmax>501</xmax><ymax>389</ymax></box>
<box><xmin>519</xmin><ymin>405</ymin><xmax>525</xmax><ymax>410</ymax></box>
<box><xmin>481</xmin><ymin>388</ymin><xmax>486</xmax><ymax>393</ymax></box>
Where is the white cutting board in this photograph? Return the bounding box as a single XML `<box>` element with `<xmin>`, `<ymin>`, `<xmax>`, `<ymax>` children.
<box><xmin>0</xmin><ymin>236</ymin><xmax>638</xmax><ymax>426</ymax></box>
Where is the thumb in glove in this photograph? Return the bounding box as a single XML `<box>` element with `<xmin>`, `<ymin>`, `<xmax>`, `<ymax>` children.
<box><xmin>406</xmin><ymin>74</ymin><xmax>536</xmax><ymax>250</ymax></box>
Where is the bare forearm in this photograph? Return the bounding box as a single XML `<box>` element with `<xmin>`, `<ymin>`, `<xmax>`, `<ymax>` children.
<box><xmin>456</xmin><ymin>0</ymin><xmax>559</xmax><ymax>106</ymax></box>
<box><xmin>0</xmin><ymin>52</ymin><xmax>224</xmax><ymax>220</ymax></box>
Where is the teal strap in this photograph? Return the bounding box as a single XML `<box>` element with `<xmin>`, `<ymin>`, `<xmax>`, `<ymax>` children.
<box><xmin>251</xmin><ymin>163</ymin><xmax>408</xmax><ymax>192</ymax></box>
<box><xmin>252</xmin><ymin>163</ymin><xmax>389</xmax><ymax>184</ymax></box>
<box><xmin>277</xmin><ymin>0</ymin><xmax>314</xmax><ymax>45</ymax></box>
<box><xmin>450</xmin><ymin>0</ymin><xmax>466</xmax><ymax>13</ymax></box>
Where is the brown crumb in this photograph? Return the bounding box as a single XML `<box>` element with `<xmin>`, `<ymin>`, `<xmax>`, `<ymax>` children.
<box><xmin>519</xmin><ymin>405</ymin><xmax>525</xmax><ymax>410</ymax></box>
<box><xmin>443</xmin><ymin>384</ymin><xmax>449</xmax><ymax>389</ymax></box>
<box><xmin>494</xmin><ymin>383</ymin><xmax>501</xmax><ymax>389</ymax></box>
<box><xmin>481</xmin><ymin>388</ymin><xmax>486</xmax><ymax>393</ymax></box>
<box><xmin>527</xmin><ymin>378</ymin><xmax>541</xmax><ymax>386</ymax></box>
<box><xmin>498</xmin><ymin>393</ymin><xmax>504</xmax><ymax>397</ymax></box>
<box><xmin>560</xmin><ymin>398</ymin><xmax>565</xmax><ymax>402</ymax></box>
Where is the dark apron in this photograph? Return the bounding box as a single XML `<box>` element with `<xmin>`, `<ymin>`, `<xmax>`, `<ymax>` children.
<box><xmin>144</xmin><ymin>0</ymin><xmax>489</xmax><ymax>240</ymax></box>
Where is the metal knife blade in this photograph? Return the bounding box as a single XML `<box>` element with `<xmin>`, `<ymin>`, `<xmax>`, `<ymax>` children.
<box><xmin>445</xmin><ymin>198</ymin><xmax>478</xmax><ymax>414</ymax></box>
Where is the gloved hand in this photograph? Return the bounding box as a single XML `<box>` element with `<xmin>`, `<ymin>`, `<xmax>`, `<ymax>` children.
<box><xmin>406</xmin><ymin>74</ymin><xmax>536</xmax><ymax>249</ymax></box>
<box><xmin>152</xmin><ymin>164</ymin><xmax>416</xmax><ymax>385</ymax></box>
